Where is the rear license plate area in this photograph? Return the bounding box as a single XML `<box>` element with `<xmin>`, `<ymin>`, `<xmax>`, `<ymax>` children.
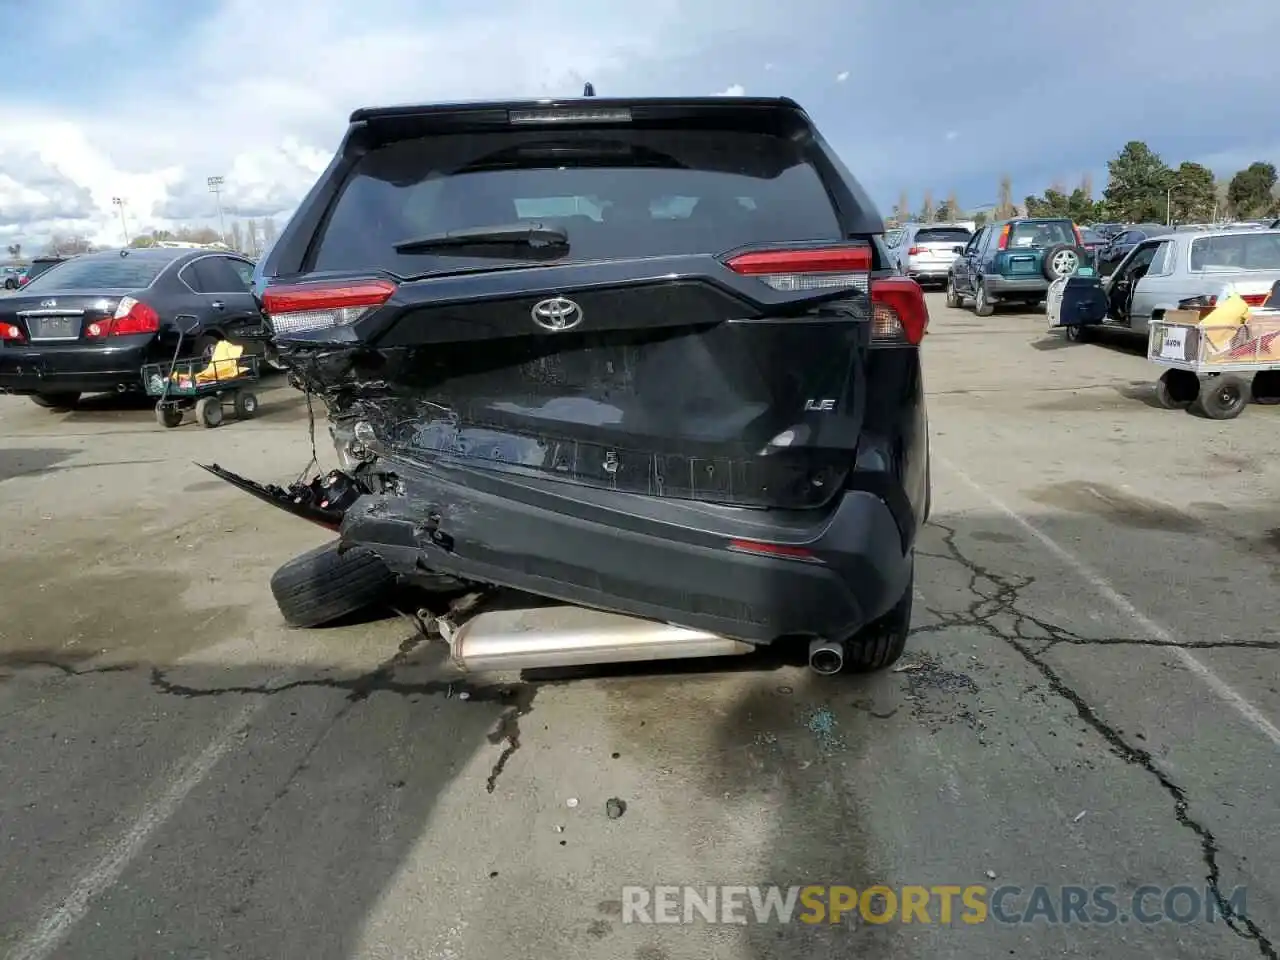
<box><xmin>1008</xmin><ymin>257</ymin><xmax>1037</xmax><ymax>275</ymax></box>
<box><xmin>26</xmin><ymin>315</ymin><xmax>81</xmax><ymax>340</ymax></box>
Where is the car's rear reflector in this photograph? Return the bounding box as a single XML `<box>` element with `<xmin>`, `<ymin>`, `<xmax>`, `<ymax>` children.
<box><xmin>726</xmin><ymin>538</ymin><xmax>819</xmax><ymax>562</ymax></box>
<box><xmin>263</xmin><ymin>278</ymin><xmax>397</xmax><ymax>336</ymax></box>
<box><xmin>724</xmin><ymin>246</ymin><xmax>872</xmax><ymax>292</ymax></box>
<box><xmin>870</xmin><ymin>276</ymin><xmax>929</xmax><ymax>345</ymax></box>
<box><xmin>508</xmin><ymin>107</ymin><xmax>632</xmax><ymax>124</ymax></box>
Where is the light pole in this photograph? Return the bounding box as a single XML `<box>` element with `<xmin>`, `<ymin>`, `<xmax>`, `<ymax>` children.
<box><xmin>207</xmin><ymin>176</ymin><xmax>226</xmax><ymax>244</ymax></box>
<box><xmin>111</xmin><ymin>196</ymin><xmax>130</xmax><ymax>246</ymax></box>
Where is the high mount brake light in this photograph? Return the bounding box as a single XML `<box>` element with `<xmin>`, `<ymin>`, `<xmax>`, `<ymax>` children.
<box><xmin>263</xmin><ymin>279</ymin><xmax>397</xmax><ymax>336</ymax></box>
<box><xmin>724</xmin><ymin>246</ymin><xmax>872</xmax><ymax>292</ymax></box>
<box><xmin>508</xmin><ymin>107</ymin><xmax>632</xmax><ymax>124</ymax></box>
<box><xmin>870</xmin><ymin>276</ymin><xmax>929</xmax><ymax>345</ymax></box>
<box><xmin>84</xmin><ymin>296</ymin><xmax>160</xmax><ymax>337</ymax></box>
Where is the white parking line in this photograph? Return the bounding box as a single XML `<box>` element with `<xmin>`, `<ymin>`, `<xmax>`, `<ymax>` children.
<box><xmin>940</xmin><ymin>455</ymin><xmax>1280</xmax><ymax>750</ymax></box>
<box><xmin>9</xmin><ymin>701</ymin><xmax>263</xmax><ymax>960</ymax></box>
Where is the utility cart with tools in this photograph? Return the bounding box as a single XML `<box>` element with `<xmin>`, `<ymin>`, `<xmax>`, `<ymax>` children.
<box><xmin>143</xmin><ymin>324</ymin><xmax>261</xmax><ymax>428</ymax></box>
<box><xmin>1147</xmin><ymin>300</ymin><xmax>1280</xmax><ymax>419</ymax></box>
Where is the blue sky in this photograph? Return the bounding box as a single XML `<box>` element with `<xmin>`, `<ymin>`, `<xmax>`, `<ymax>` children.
<box><xmin>1</xmin><ymin>0</ymin><xmax>1278</xmax><ymax>247</ymax></box>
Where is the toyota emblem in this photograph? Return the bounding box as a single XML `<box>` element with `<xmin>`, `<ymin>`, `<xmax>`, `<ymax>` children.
<box><xmin>531</xmin><ymin>296</ymin><xmax>583</xmax><ymax>332</ymax></box>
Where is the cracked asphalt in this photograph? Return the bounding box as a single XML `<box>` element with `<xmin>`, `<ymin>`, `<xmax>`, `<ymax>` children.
<box><xmin>1</xmin><ymin>294</ymin><xmax>1278</xmax><ymax>960</ymax></box>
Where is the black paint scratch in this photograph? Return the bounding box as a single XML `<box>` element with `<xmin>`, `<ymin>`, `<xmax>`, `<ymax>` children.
<box><xmin>920</xmin><ymin>521</ymin><xmax>1276</xmax><ymax>960</ymax></box>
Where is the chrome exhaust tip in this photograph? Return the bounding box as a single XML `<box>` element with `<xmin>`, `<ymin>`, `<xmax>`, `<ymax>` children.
<box><xmin>808</xmin><ymin>638</ymin><xmax>844</xmax><ymax>675</ymax></box>
<box><xmin>445</xmin><ymin>604</ymin><xmax>755</xmax><ymax>673</ymax></box>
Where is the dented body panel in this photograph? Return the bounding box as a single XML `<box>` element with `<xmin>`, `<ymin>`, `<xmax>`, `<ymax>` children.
<box><xmin>235</xmin><ymin>95</ymin><xmax>929</xmax><ymax>647</ymax></box>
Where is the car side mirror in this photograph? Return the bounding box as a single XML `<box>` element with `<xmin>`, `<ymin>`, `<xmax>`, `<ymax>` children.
<box><xmin>953</xmin><ymin>245</ymin><xmax>965</xmax><ymax>254</ymax></box>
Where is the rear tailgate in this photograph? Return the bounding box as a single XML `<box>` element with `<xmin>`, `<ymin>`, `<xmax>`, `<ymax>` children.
<box><xmin>907</xmin><ymin>228</ymin><xmax>971</xmax><ymax>268</ymax></box>
<box><xmin>264</xmin><ymin>100</ymin><xmax>921</xmax><ymax>511</ymax></box>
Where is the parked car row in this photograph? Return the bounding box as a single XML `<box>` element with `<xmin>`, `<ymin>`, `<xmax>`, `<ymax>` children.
<box><xmin>3</xmin><ymin>256</ymin><xmax>67</xmax><ymax>290</ymax></box>
<box><xmin>0</xmin><ymin>247</ymin><xmax>278</xmax><ymax>410</ymax></box>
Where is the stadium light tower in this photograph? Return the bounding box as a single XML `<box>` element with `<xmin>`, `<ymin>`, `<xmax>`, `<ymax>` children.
<box><xmin>111</xmin><ymin>197</ymin><xmax>130</xmax><ymax>246</ymax></box>
<box><xmin>207</xmin><ymin>176</ymin><xmax>227</xmax><ymax>243</ymax></box>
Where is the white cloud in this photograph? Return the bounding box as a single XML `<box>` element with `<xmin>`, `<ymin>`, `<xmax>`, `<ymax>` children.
<box><xmin>716</xmin><ymin>84</ymin><xmax>746</xmax><ymax>97</ymax></box>
<box><xmin>0</xmin><ymin>0</ymin><xmax>762</xmax><ymax>253</ymax></box>
<box><xmin>836</xmin><ymin>71</ymin><xmax>849</xmax><ymax>82</ymax></box>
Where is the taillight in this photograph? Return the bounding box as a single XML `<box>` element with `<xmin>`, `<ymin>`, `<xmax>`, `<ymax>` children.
<box><xmin>907</xmin><ymin>246</ymin><xmax>923</xmax><ymax>256</ymax></box>
<box><xmin>723</xmin><ymin>245</ymin><xmax>872</xmax><ymax>292</ymax></box>
<box><xmin>1242</xmin><ymin>294</ymin><xmax>1268</xmax><ymax>307</ymax></box>
<box><xmin>997</xmin><ymin>225</ymin><xmax>1011</xmax><ymax>250</ymax></box>
<box><xmin>1072</xmin><ymin>225</ymin><xmax>1084</xmax><ymax>247</ymax></box>
<box><xmin>870</xmin><ymin>276</ymin><xmax>929</xmax><ymax>345</ymax></box>
<box><xmin>85</xmin><ymin>297</ymin><xmax>160</xmax><ymax>337</ymax></box>
<box><xmin>1</xmin><ymin>322</ymin><xmax>23</xmax><ymax>341</ymax></box>
<box><xmin>263</xmin><ymin>278</ymin><xmax>397</xmax><ymax>336</ymax></box>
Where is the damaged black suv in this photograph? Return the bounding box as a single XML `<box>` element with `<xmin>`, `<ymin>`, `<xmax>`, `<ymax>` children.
<box><xmin>243</xmin><ymin>95</ymin><xmax>930</xmax><ymax>675</ymax></box>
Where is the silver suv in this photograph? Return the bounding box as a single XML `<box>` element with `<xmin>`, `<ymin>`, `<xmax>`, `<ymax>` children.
<box><xmin>886</xmin><ymin>222</ymin><xmax>973</xmax><ymax>288</ymax></box>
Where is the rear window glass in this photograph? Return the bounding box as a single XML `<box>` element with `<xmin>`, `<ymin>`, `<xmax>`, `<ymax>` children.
<box><xmin>20</xmin><ymin>257</ymin><xmax>167</xmax><ymax>292</ymax></box>
<box><xmin>311</xmin><ymin>127</ymin><xmax>843</xmax><ymax>274</ymax></box>
<box><xmin>24</xmin><ymin>259</ymin><xmax>62</xmax><ymax>281</ymax></box>
<box><xmin>913</xmin><ymin>227</ymin><xmax>970</xmax><ymax>244</ymax></box>
<box><xmin>1008</xmin><ymin>221</ymin><xmax>1075</xmax><ymax>248</ymax></box>
<box><xmin>1189</xmin><ymin>233</ymin><xmax>1280</xmax><ymax>271</ymax></box>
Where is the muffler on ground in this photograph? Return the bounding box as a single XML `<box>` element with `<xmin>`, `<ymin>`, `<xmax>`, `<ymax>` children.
<box><xmin>438</xmin><ymin>603</ymin><xmax>755</xmax><ymax>672</ymax></box>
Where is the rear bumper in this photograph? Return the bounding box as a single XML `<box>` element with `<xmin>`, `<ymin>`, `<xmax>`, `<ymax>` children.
<box><xmin>985</xmin><ymin>275</ymin><xmax>1049</xmax><ymax>297</ymax></box>
<box><xmin>340</xmin><ymin>459</ymin><xmax>915</xmax><ymax>645</ymax></box>
<box><xmin>907</xmin><ymin>260</ymin><xmax>953</xmax><ymax>281</ymax></box>
<box><xmin>0</xmin><ymin>340</ymin><xmax>151</xmax><ymax>394</ymax></box>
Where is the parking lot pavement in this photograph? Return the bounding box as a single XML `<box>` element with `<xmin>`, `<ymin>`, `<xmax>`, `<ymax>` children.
<box><xmin>0</xmin><ymin>298</ymin><xmax>1277</xmax><ymax>960</ymax></box>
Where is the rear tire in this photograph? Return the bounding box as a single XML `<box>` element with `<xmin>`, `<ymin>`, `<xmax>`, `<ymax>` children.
<box><xmin>195</xmin><ymin>395</ymin><xmax>224</xmax><ymax>428</ymax></box>
<box><xmin>193</xmin><ymin>334</ymin><xmax>220</xmax><ymax>363</ymax></box>
<box><xmin>270</xmin><ymin>541</ymin><xmax>396</xmax><ymax>628</ymax></box>
<box><xmin>945</xmin><ymin>275</ymin><xmax>961</xmax><ymax>308</ymax></box>
<box><xmin>1155</xmin><ymin>369</ymin><xmax>1198</xmax><ymax>410</ymax></box>
<box><xmin>842</xmin><ymin>565</ymin><xmax>914</xmax><ymax>673</ymax></box>
<box><xmin>155</xmin><ymin>404</ymin><xmax>183</xmax><ymax>428</ymax></box>
<box><xmin>1251</xmin><ymin>370</ymin><xmax>1280</xmax><ymax>405</ymax></box>
<box><xmin>30</xmin><ymin>391</ymin><xmax>80</xmax><ymax>411</ymax></box>
<box><xmin>1191</xmin><ymin>374</ymin><xmax>1250</xmax><ymax>420</ymax></box>
<box><xmin>233</xmin><ymin>390</ymin><xmax>258</xmax><ymax>419</ymax></box>
<box><xmin>974</xmin><ymin>281</ymin><xmax>995</xmax><ymax>316</ymax></box>
<box><xmin>1063</xmin><ymin>323</ymin><xmax>1093</xmax><ymax>343</ymax></box>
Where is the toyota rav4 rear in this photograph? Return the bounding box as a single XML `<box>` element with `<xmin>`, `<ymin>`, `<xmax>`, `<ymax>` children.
<box><xmin>254</xmin><ymin>96</ymin><xmax>930</xmax><ymax>671</ymax></box>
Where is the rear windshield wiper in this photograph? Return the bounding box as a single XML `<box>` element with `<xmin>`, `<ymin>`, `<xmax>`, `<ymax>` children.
<box><xmin>393</xmin><ymin>222</ymin><xmax>569</xmax><ymax>253</ymax></box>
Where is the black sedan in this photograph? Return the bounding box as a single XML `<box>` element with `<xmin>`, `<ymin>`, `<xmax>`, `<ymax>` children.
<box><xmin>0</xmin><ymin>247</ymin><xmax>270</xmax><ymax>410</ymax></box>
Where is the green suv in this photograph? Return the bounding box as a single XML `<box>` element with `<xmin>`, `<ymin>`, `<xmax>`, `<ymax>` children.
<box><xmin>946</xmin><ymin>218</ymin><xmax>1089</xmax><ymax>315</ymax></box>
